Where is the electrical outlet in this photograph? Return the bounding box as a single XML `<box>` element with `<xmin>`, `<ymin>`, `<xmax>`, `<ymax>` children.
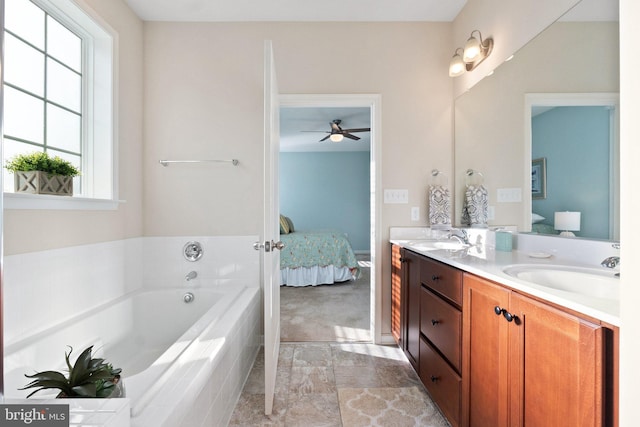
<box><xmin>411</xmin><ymin>207</ymin><xmax>420</xmax><ymax>221</ymax></box>
<box><xmin>384</xmin><ymin>189</ymin><xmax>409</xmax><ymax>204</ymax></box>
<box><xmin>487</xmin><ymin>206</ymin><xmax>495</xmax><ymax>220</ymax></box>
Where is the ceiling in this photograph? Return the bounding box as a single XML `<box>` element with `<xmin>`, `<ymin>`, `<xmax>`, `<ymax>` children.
<box><xmin>124</xmin><ymin>0</ymin><xmax>467</xmax><ymax>22</ymax></box>
<box><xmin>280</xmin><ymin>107</ymin><xmax>370</xmax><ymax>153</ymax></box>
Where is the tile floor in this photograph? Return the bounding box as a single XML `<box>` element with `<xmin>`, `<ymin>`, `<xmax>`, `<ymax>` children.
<box><xmin>228</xmin><ymin>342</ymin><xmax>451</xmax><ymax>427</ymax></box>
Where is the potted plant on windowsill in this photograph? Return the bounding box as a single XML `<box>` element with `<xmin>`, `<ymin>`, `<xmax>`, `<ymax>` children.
<box><xmin>20</xmin><ymin>345</ymin><xmax>124</xmax><ymax>399</ymax></box>
<box><xmin>5</xmin><ymin>151</ymin><xmax>81</xmax><ymax>196</ymax></box>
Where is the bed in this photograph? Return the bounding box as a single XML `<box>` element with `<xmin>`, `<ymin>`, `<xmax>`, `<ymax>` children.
<box><xmin>279</xmin><ymin>229</ymin><xmax>360</xmax><ymax>287</ymax></box>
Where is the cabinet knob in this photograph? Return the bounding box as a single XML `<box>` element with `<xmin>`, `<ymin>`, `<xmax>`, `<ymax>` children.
<box><xmin>432</xmin><ymin>275</ymin><xmax>440</xmax><ymax>281</ymax></box>
<box><xmin>431</xmin><ymin>319</ymin><xmax>440</xmax><ymax>326</ymax></box>
<box><xmin>430</xmin><ymin>375</ymin><xmax>439</xmax><ymax>383</ymax></box>
<box><xmin>494</xmin><ymin>306</ymin><xmax>517</xmax><ymax>322</ymax></box>
<box><xmin>503</xmin><ymin>311</ymin><xmax>516</xmax><ymax>322</ymax></box>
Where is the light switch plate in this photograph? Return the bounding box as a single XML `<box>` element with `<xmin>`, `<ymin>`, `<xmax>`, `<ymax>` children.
<box><xmin>497</xmin><ymin>188</ymin><xmax>522</xmax><ymax>203</ymax></box>
<box><xmin>384</xmin><ymin>189</ymin><xmax>409</xmax><ymax>204</ymax></box>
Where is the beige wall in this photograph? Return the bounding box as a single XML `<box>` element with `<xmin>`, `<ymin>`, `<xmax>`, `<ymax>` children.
<box><xmin>3</xmin><ymin>0</ymin><xmax>144</xmax><ymax>255</ymax></box>
<box><xmin>454</xmin><ymin>21</ymin><xmax>619</xmax><ymax>229</ymax></box>
<box><xmin>143</xmin><ymin>22</ymin><xmax>454</xmax><ymax>338</ymax></box>
<box><xmin>452</xmin><ymin>0</ymin><xmax>580</xmax><ymax>96</ymax></box>
<box><xmin>143</xmin><ymin>22</ymin><xmax>453</xmax><ymax>238</ymax></box>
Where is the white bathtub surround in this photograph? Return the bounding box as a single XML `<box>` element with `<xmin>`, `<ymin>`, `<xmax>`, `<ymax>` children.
<box><xmin>3</xmin><ymin>238</ymin><xmax>144</xmax><ymax>347</ymax></box>
<box><xmin>142</xmin><ymin>236</ymin><xmax>260</xmax><ymax>288</ymax></box>
<box><xmin>3</xmin><ymin>235</ymin><xmax>262</xmax><ymax>427</ymax></box>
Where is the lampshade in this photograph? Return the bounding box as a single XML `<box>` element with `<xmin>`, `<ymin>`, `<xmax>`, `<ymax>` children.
<box><xmin>463</xmin><ymin>35</ymin><xmax>482</xmax><ymax>63</ymax></box>
<box><xmin>449</xmin><ymin>50</ymin><xmax>466</xmax><ymax>77</ymax></box>
<box><xmin>554</xmin><ymin>211</ymin><xmax>581</xmax><ymax>237</ymax></box>
<box><xmin>330</xmin><ymin>133</ymin><xmax>344</xmax><ymax>142</ymax></box>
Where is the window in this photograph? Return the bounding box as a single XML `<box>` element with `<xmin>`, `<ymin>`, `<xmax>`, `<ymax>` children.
<box><xmin>3</xmin><ymin>0</ymin><xmax>116</xmax><ymax>208</ymax></box>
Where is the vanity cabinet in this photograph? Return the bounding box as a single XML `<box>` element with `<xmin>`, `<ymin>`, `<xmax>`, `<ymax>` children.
<box><xmin>419</xmin><ymin>257</ymin><xmax>463</xmax><ymax>427</ymax></box>
<box><xmin>391</xmin><ymin>245</ymin><xmax>421</xmax><ymax>369</ymax></box>
<box><xmin>391</xmin><ymin>244</ymin><xmax>464</xmax><ymax>426</ymax></box>
<box><xmin>462</xmin><ymin>273</ymin><xmax>606</xmax><ymax>427</ymax></box>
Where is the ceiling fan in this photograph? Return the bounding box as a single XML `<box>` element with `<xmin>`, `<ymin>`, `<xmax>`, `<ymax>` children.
<box><xmin>303</xmin><ymin>119</ymin><xmax>371</xmax><ymax>142</ymax></box>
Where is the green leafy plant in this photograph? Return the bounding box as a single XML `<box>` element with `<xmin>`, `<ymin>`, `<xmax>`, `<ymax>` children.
<box><xmin>5</xmin><ymin>152</ymin><xmax>81</xmax><ymax>177</ymax></box>
<box><xmin>20</xmin><ymin>345</ymin><xmax>122</xmax><ymax>398</ymax></box>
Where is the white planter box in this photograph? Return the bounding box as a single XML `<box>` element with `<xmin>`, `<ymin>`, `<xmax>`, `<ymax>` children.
<box><xmin>14</xmin><ymin>171</ymin><xmax>73</xmax><ymax>196</ymax></box>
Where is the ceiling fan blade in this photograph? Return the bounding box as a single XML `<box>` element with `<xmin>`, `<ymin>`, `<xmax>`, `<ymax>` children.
<box><xmin>343</xmin><ymin>133</ymin><xmax>361</xmax><ymax>141</ymax></box>
<box><xmin>342</xmin><ymin>128</ymin><xmax>370</xmax><ymax>133</ymax></box>
<box><xmin>331</xmin><ymin>122</ymin><xmax>343</xmax><ymax>132</ymax></box>
<box><xmin>319</xmin><ymin>135</ymin><xmax>331</xmax><ymax>142</ymax></box>
<box><xmin>301</xmin><ymin>130</ymin><xmax>330</xmax><ymax>133</ymax></box>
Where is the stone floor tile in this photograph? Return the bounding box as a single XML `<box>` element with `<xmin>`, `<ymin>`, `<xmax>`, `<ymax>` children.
<box><xmin>284</xmin><ymin>392</ymin><xmax>341</xmax><ymax>427</ymax></box>
<box><xmin>292</xmin><ymin>344</ymin><xmax>333</xmax><ymax>367</ymax></box>
<box><xmin>289</xmin><ymin>366</ymin><xmax>336</xmax><ymax>395</ymax></box>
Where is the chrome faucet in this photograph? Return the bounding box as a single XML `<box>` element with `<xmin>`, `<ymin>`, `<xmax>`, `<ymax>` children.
<box><xmin>185</xmin><ymin>271</ymin><xmax>198</xmax><ymax>281</ymax></box>
<box><xmin>447</xmin><ymin>228</ymin><xmax>470</xmax><ymax>245</ymax></box>
<box><xmin>600</xmin><ymin>257</ymin><xmax>620</xmax><ymax>269</ymax></box>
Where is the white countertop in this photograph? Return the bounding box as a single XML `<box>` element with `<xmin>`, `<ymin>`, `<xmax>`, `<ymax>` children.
<box><xmin>390</xmin><ymin>228</ymin><xmax>620</xmax><ymax>327</ymax></box>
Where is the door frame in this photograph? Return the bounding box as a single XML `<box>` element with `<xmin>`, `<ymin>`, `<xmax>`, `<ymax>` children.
<box><xmin>279</xmin><ymin>94</ymin><xmax>383</xmax><ymax>344</ymax></box>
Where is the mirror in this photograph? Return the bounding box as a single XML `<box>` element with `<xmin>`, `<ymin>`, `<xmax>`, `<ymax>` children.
<box><xmin>454</xmin><ymin>0</ymin><xmax>620</xmax><ymax>240</ymax></box>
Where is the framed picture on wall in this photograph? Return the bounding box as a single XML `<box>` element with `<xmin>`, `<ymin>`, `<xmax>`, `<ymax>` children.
<box><xmin>531</xmin><ymin>157</ymin><xmax>547</xmax><ymax>200</ymax></box>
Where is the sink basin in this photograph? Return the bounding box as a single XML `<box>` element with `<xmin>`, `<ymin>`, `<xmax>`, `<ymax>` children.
<box><xmin>433</xmin><ymin>241</ymin><xmax>470</xmax><ymax>250</ymax></box>
<box><xmin>406</xmin><ymin>240</ymin><xmax>469</xmax><ymax>251</ymax></box>
<box><xmin>502</xmin><ymin>264</ymin><xmax>619</xmax><ymax>300</ymax></box>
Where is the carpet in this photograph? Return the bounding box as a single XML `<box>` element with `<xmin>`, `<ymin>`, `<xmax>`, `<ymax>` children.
<box><xmin>280</xmin><ymin>261</ymin><xmax>370</xmax><ymax>342</ymax></box>
<box><xmin>337</xmin><ymin>386</ymin><xmax>451</xmax><ymax>427</ymax></box>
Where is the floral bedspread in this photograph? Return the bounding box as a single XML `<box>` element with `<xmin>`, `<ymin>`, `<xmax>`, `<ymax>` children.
<box><xmin>280</xmin><ymin>229</ymin><xmax>359</xmax><ymax>270</ymax></box>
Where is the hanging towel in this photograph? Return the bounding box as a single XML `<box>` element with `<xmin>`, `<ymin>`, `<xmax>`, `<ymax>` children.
<box><xmin>461</xmin><ymin>184</ymin><xmax>488</xmax><ymax>227</ymax></box>
<box><xmin>428</xmin><ymin>185</ymin><xmax>451</xmax><ymax>229</ymax></box>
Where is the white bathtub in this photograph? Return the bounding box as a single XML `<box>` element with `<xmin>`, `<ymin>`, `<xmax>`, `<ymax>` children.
<box><xmin>4</xmin><ymin>285</ymin><xmax>261</xmax><ymax>427</ymax></box>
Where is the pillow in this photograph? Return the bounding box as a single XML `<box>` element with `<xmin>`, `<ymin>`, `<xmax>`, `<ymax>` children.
<box><xmin>285</xmin><ymin>216</ymin><xmax>295</xmax><ymax>233</ymax></box>
<box><xmin>532</xmin><ymin>213</ymin><xmax>545</xmax><ymax>224</ymax></box>
<box><xmin>279</xmin><ymin>214</ymin><xmax>290</xmax><ymax>234</ymax></box>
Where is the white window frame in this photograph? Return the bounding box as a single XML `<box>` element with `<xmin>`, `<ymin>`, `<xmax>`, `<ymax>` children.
<box><xmin>3</xmin><ymin>0</ymin><xmax>119</xmax><ymax>210</ymax></box>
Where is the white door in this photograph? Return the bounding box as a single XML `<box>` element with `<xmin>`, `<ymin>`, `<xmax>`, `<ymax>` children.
<box><xmin>262</xmin><ymin>40</ymin><xmax>281</xmax><ymax>416</ymax></box>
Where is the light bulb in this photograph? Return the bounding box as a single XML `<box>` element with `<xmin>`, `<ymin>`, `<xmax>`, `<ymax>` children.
<box><xmin>463</xmin><ymin>36</ymin><xmax>481</xmax><ymax>63</ymax></box>
<box><xmin>330</xmin><ymin>134</ymin><xmax>343</xmax><ymax>142</ymax></box>
<box><xmin>449</xmin><ymin>52</ymin><xmax>465</xmax><ymax>77</ymax></box>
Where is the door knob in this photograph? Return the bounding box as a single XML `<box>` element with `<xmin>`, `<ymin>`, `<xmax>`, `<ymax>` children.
<box><xmin>272</xmin><ymin>240</ymin><xmax>285</xmax><ymax>250</ymax></box>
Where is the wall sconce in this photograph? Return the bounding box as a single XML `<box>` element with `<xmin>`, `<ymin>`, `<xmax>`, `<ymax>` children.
<box><xmin>449</xmin><ymin>30</ymin><xmax>494</xmax><ymax>77</ymax></box>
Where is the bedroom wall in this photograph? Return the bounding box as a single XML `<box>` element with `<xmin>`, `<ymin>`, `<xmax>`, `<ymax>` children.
<box><xmin>279</xmin><ymin>151</ymin><xmax>370</xmax><ymax>252</ymax></box>
<box><xmin>3</xmin><ymin>0</ymin><xmax>144</xmax><ymax>255</ymax></box>
<box><xmin>532</xmin><ymin>106</ymin><xmax>611</xmax><ymax>239</ymax></box>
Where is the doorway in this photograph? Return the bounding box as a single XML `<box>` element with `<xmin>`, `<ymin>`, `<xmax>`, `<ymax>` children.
<box><xmin>278</xmin><ymin>94</ymin><xmax>382</xmax><ymax>343</ymax></box>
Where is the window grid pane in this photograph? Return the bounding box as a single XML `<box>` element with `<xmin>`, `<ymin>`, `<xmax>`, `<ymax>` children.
<box><xmin>3</xmin><ymin>0</ymin><xmax>84</xmax><ymax>194</ymax></box>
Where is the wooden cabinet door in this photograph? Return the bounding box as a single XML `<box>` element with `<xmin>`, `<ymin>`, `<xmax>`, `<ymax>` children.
<box><xmin>404</xmin><ymin>250</ymin><xmax>421</xmax><ymax>369</ymax></box>
<box><xmin>509</xmin><ymin>293</ymin><xmax>604</xmax><ymax>427</ymax></box>
<box><xmin>462</xmin><ymin>273</ymin><xmax>511</xmax><ymax>427</ymax></box>
<box><xmin>391</xmin><ymin>244</ymin><xmax>402</xmax><ymax>345</ymax></box>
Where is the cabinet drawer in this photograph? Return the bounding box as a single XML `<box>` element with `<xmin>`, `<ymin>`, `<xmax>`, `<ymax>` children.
<box><xmin>420</xmin><ymin>287</ymin><xmax>462</xmax><ymax>372</ymax></box>
<box><xmin>420</xmin><ymin>257</ymin><xmax>463</xmax><ymax>306</ymax></box>
<box><xmin>419</xmin><ymin>337</ymin><xmax>461</xmax><ymax>427</ymax></box>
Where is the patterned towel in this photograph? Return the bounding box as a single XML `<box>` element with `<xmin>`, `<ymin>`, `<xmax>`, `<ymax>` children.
<box><xmin>428</xmin><ymin>185</ymin><xmax>451</xmax><ymax>228</ymax></box>
<box><xmin>461</xmin><ymin>184</ymin><xmax>488</xmax><ymax>226</ymax></box>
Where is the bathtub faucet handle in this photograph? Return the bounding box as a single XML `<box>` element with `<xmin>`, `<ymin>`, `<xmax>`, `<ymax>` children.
<box><xmin>185</xmin><ymin>271</ymin><xmax>198</xmax><ymax>281</ymax></box>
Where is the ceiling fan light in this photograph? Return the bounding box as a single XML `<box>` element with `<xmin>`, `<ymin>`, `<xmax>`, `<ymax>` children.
<box><xmin>449</xmin><ymin>51</ymin><xmax>465</xmax><ymax>77</ymax></box>
<box><xmin>330</xmin><ymin>134</ymin><xmax>344</xmax><ymax>142</ymax></box>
